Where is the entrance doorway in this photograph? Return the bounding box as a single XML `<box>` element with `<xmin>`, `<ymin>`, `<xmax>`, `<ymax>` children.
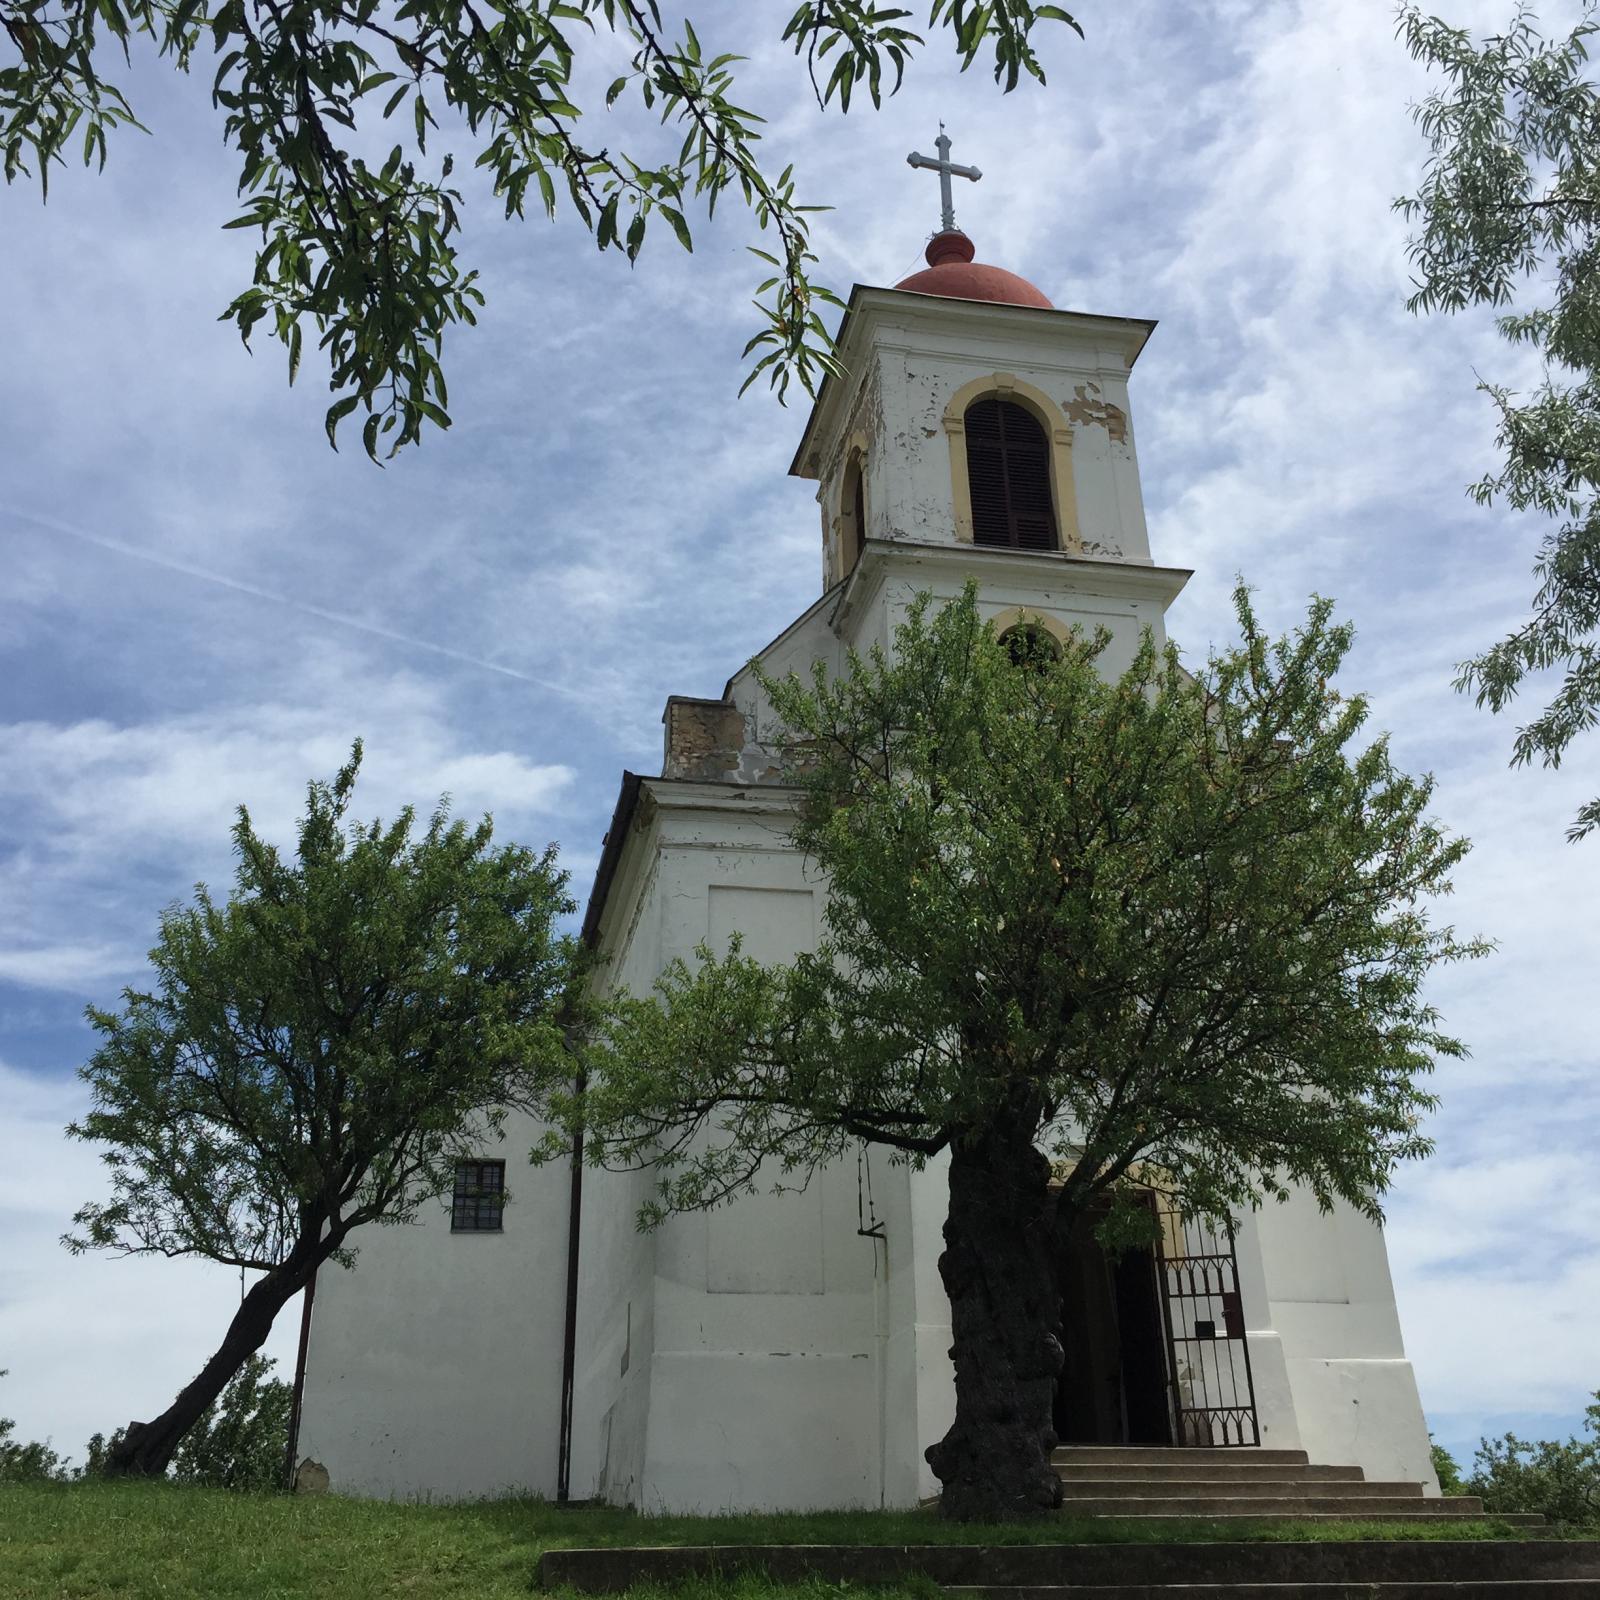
<box><xmin>1052</xmin><ymin>1204</ymin><xmax>1172</xmax><ymax>1447</ymax></box>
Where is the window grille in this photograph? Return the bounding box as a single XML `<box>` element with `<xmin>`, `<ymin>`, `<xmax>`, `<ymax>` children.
<box><xmin>452</xmin><ymin>1159</ymin><xmax>506</xmax><ymax>1233</ymax></box>
<box><xmin>965</xmin><ymin>398</ymin><xmax>1058</xmax><ymax>551</ymax></box>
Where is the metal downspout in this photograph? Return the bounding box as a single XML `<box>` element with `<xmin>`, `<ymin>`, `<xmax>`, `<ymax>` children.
<box><xmin>556</xmin><ymin>1070</ymin><xmax>586</xmax><ymax>1501</ymax></box>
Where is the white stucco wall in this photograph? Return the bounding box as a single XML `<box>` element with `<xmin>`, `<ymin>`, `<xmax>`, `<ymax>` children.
<box><xmin>1253</xmin><ymin>1189</ymin><xmax>1439</xmax><ymax>1491</ymax></box>
<box><xmin>296</xmin><ymin>1107</ymin><xmax>571</xmax><ymax>1500</ymax></box>
<box><xmin>577</xmin><ymin>791</ymin><xmax>934</xmax><ymax>1512</ymax></box>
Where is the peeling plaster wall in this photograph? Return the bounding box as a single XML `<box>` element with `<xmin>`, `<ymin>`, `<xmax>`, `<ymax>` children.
<box><xmin>717</xmin><ymin>593</ymin><xmax>847</xmax><ymax>786</ymax></box>
<box><xmin>808</xmin><ymin>298</ymin><xmax>1153</xmax><ymax>571</ymax></box>
<box><xmin>662</xmin><ymin>698</ymin><xmax>748</xmax><ymax>783</ymax></box>
<box><xmin>818</xmin><ymin>365</ymin><xmax>886</xmax><ymax>590</ymax></box>
<box><xmin>837</xmin><ymin>547</ymin><xmax>1179</xmax><ymax>678</ymax></box>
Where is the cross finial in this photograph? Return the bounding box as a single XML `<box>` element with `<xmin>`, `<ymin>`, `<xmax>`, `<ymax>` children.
<box><xmin>906</xmin><ymin>124</ymin><xmax>982</xmax><ymax>234</ymax></box>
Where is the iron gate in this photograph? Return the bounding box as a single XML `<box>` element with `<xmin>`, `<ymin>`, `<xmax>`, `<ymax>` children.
<box><xmin>1150</xmin><ymin>1195</ymin><xmax>1260</xmax><ymax>1447</ymax></box>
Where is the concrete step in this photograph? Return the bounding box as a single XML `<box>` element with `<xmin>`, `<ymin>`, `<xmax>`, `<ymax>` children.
<box><xmin>947</xmin><ymin>1585</ymin><xmax>1600</xmax><ymax>1598</ymax></box>
<box><xmin>1054</xmin><ymin>1461</ymin><xmax>1367</xmax><ymax>1482</ymax></box>
<box><xmin>1053</xmin><ymin>1448</ymin><xmax>1311</xmax><ymax>1466</ymax></box>
<box><xmin>1053</xmin><ymin>1496</ymin><xmax>1491</xmax><ymax>1517</ymax></box>
<box><xmin>535</xmin><ymin>1540</ymin><xmax>1593</xmax><ymax>1594</ymax></box>
<box><xmin>1085</xmin><ymin>1515</ymin><xmax>1548</xmax><ymax>1527</ymax></box>
<box><xmin>1057</xmin><ymin>1479</ymin><xmax>1423</xmax><ymax>1500</ymax></box>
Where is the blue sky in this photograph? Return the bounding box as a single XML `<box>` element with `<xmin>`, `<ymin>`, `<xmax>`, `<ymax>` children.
<box><xmin>2</xmin><ymin>0</ymin><xmax>1596</xmax><ymax>1473</ymax></box>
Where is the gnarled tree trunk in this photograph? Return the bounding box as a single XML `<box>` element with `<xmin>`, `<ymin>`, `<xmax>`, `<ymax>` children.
<box><xmin>106</xmin><ymin>1249</ymin><xmax>320</xmax><ymax>1479</ymax></box>
<box><xmin>926</xmin><ymin>1123</ymin><xmax>1064</xmax><ymax>1521</ymax></box>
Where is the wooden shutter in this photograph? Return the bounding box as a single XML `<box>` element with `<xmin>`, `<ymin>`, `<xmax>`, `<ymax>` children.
<box><xmin>964</xmin><ymin>398</ymin><xmax>1058</xmax><ymax>551</ymax></box>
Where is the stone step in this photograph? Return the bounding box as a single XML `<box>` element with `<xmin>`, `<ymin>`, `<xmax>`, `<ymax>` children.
<box><xmin>1053</xmin><ymin>1496</ymin><xmax>1489</xmax><ymax>1517</ymax></box>
<box><xmin>1055</xmin><ymin>1462</ymin><xmax>1366</xmax><ymax>1482</ymax></box>
<box><xmin>1053</xmin><ymin>1448</ymin><xmax>1312</xmax><ymax>1466</ymax></box>
<box><xmin>947</xmin><ymin>1585</ymin><xmax>1600</xmax><ymax>1598</ymax></box>
<box><xmin>1088</xmin><ymin>1515</ymin><xmax>1548</xmax><ymax>1527</ymax></box>
<box><xmin>1057</xmin><ymin>1479</ymin><xmax>1423</xmax><ymax>1499</ymax></box>
<box><xmin>534</xmin><ymin>1540</ymin><xmax>1593</xmax><ymax>1594</ymax></box>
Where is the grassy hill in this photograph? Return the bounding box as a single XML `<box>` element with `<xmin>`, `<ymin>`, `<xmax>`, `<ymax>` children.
<box><xmin>0</xmin><ymin>1481</ymin><xmax>1553</xmax><ymax>1600</ymax></box>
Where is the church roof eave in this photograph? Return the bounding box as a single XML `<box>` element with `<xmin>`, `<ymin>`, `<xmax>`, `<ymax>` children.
<box><xmin>580</xmin><ymin>770</ymin><xmax>645</xmax><ymax>948</ymax></box>
<box><xmin>721</xmin><ymin>580</ymin><xmax>844</xmax><ymax>702</ymax></box>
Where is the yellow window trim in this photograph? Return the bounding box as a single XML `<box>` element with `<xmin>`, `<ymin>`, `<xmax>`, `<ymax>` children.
<box><xmin>987</xmin><ymin>605</ymin><xmax>1074</xmax><ymax>646</ymax></box>
<box><xmin>942</xmin><ymin>372</ymin><xmax>1082</xmax><ymax>552</ymax></box>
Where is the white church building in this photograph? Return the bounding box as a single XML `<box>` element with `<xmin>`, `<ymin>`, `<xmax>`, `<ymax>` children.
<box><xmin>297</xmin><ymin>178</ymin><xmax>1441</xmax><ymax>1511</ymax></box>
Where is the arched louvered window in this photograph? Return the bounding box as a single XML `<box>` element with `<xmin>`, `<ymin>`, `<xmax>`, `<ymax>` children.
<box><xmin>964</xmin><ymin>397</ymin><xmax>1058</xmax><ymax>551</ymax></box>
<box><xmin>843</xmin><ymin>452</ymin><xmax>867</xmax><ymax>572</ymax></box>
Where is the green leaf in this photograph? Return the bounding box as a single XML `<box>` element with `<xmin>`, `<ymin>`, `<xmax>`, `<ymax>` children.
<box><xmin>324</xmin><ymin>393</ymin><xmax>359</xmax><ymax>449</ymax></box>
<box><xmin>659</xmin><ymin>204</ymin><xmax>692</xmax><ymax>252</ymax></box>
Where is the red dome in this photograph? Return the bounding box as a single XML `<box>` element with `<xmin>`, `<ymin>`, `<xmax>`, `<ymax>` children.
<box><xmin>894</xmin><ymin>230</ymin><xmax>1052</xmax><ymax>310</ymax></box>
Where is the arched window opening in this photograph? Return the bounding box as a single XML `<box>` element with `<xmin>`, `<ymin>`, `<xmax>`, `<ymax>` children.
<box><xmin>964</xmin><ymin>397</ymin><xmax>1057</xmax><ymax>551</ymax></box>
<box><xmin>841</xmin><ymin>452</ymin><xmax>867</xmax><ymax>574</ymax></box>
<box><xmin>1000</xmin><ymin>623</ymin><xmax>1062</xmax><ymax>672</ymax></box>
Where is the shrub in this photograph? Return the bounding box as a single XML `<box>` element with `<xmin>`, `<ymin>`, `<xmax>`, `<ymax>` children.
<box><xmin>0</xmin><ymin>1370</ymin><xmax>65</xmax><ymax>1482</ymax></box>
<box><xmin>1431</xmin><ymin>1440</ymin><xmax>1466</xmax><ymax>1495</ymax></box>
<box><xmin>76</xmin><ymin>1428</ymin><xmax>129</xmax><ymax>1479</ymax></box>
<box><xmin>1469</xmin><ymin>1395</ymin><xmax>1600</xmax><ymax>1528</ymax></box>
<box><xmin>169</xmin><ymin>1355</ymin><xmax>293</xmax><ymax>1492</ymax></box>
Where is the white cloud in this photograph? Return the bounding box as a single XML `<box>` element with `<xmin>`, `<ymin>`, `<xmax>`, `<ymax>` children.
<box><xmin>0</xmin><ymin>944</ymin><xmax>137</xmax><ymax>993</ymax></box>
<box><xmin>0</xmin><ymin>674</ymin><xmax>576</xmax><ymax>1003</ymax></box>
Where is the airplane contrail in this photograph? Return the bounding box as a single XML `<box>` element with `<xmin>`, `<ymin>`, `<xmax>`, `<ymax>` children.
<box><xmin>5</xmin><ymin>504</ymin><xmax>572</xmax><ymax>694</ymax></box>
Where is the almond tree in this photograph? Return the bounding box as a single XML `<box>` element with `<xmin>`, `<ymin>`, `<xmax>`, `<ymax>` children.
<box><xmin>66</xmin><ymin>744</ymin><xmax>576</xmax><ymax>1477</ymax></box>
<box><xmin>545</xmin><ymin>586</ymin><xmax>1486</xmax><ymax>1521</ymax></box>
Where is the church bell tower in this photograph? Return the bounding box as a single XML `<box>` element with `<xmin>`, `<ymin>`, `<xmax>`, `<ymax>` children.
<box><xmin>788</xmin><ymin>130</ymin><xmax>1190</xmax><ymax>675</ymax></box>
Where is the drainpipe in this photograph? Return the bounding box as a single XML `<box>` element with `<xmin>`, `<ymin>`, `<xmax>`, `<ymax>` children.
<box><xmin>556</xmin><ymin>1069</ymin><xmax>586</xmax><ymax>1502</ymax></box>
<box><xmin>284</xmin><ymin>1268</ymin><xmax>318</xmax><ymax>1489</ymax></box>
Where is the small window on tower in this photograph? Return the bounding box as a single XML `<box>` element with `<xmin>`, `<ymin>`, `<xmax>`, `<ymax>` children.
<box><xmin>451</xmin><ymin>1159</ymin><xmax>506</xmax><ymax>1233</ymax></box>
<box><xmin>1001</xmin><ymin>623</ymin><xmax>1062</xmax><ymax>671</ymax></box>
<box><xmin>965</xmin><ymin>397</ymin><xmax>1057</xmax><ymax>552</ymax></box>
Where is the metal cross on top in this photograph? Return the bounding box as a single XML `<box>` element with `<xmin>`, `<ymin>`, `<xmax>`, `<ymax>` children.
<box><xmin>906</xmin><ymin>125</ymin><xmax>982</xmax><ymax>234</ymax></box>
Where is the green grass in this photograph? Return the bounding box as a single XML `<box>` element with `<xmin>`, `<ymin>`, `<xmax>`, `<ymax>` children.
<box><xmin>0</xmin><ymin>1480</ymin><xmax>1564</xmax><ymax>1600</ymax></box>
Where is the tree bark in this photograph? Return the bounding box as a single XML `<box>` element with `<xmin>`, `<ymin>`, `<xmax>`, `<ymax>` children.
<box><xmin>926</xmin><ymin>1124</ymin><xmax>1064</xmax><ymax>1521</ymax></box>
<box><xmin>105</xmin><ymin>1255</ymin><xmax>317</xmax><ymax>1479</ymax></box>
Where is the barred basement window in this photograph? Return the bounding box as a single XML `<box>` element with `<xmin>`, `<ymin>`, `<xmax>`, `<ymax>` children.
<box><xmin>452</xmin><ymin>1159</ymin><xmax>505</xmax><ymax>1232</ymax></box>
<box><xmin>964</xmin><ymin>397</ymin><xmax>1058</xmax><ymax>552</ymax></box>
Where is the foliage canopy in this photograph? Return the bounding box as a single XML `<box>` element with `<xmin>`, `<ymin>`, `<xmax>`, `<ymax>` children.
<box><xmin>68</xmin><ymin>742</ymin><xmax>574</xmax><ymax>1271</ymax></box>
<box><xmin>65</xmin><ymin>744</ymin><xmax>576</xmax><ymax>1475</ymax></box>
<box><xmin>1398</xmin><ymin>4</ymin><xmax>1600</xmax><ymax>839</ymax></box>
<box><xmin>2</xmin><ymin>0</ymin><xmax>1080</xmax><ymax>457</ymax></box>
<box><xmin>558</xmin><ymin>585</ymin><xmax>1481</xmax><ymax>1233</ymax></box>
